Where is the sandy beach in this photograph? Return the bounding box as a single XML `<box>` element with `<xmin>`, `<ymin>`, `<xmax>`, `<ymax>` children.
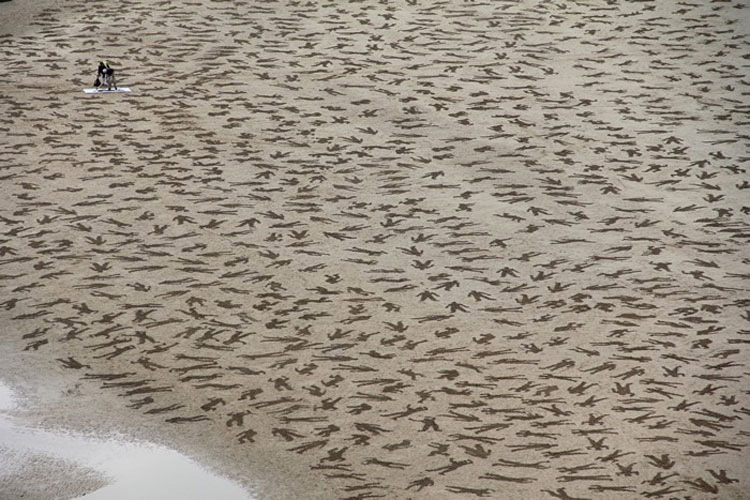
<box><xmin>1</xmin><ymin>0</ymin><xmax>749</xmax><ymax>498</ymax></box>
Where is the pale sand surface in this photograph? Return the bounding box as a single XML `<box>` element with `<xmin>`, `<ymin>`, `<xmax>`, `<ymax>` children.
<box><xmin>1</xmin><ymin>0</ymin><xmax>749</xmax><ymax>499</ymax></box>
<box><xmin>0</xmin><ymin>452</ymin><xmax>108</xmax><ymax>500</ymax></box>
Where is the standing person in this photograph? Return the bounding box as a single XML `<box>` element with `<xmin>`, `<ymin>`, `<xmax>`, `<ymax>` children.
<box><xmin>96</xmin><ymin>60</ymin><xmax>117</xmax><ymax>90</ymax></box>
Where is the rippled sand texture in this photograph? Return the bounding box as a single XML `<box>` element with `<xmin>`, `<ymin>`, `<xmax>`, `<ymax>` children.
<box><xmin>1</xmin><ymin>0</ymin><xmax>749</xmax><ymax>499</ymax></box>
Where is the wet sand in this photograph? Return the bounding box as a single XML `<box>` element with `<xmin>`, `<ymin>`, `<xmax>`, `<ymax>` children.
<box><xmin>1</xmin><ymin>0</ymin><xmax>749</xmax><ymax>499</ymax></box>
<box><xmin>0</xmin><ymin>380</ymin><xmax>254</xmax><ymax>500</ymax></box>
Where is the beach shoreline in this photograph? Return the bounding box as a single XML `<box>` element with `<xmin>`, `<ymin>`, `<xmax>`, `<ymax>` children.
<box><xmin>1</xmin><ymin>0</ymin><xmax>748</xmax><ymax>498</ymax></box>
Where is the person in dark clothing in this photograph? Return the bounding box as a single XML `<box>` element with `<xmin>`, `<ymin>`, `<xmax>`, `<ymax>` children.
<box><xmin>96</xmin><ymin>60</ymin><xmax>117</xmax><ymax>90</ymax></box>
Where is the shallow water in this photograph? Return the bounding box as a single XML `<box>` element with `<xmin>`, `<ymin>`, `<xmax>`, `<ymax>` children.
<box><xmin>0</xmin><ymin>381</ymin><xmax>256</xmax><ymax>500</ymax></box>
<box><xmin>0</xmin><ymin>381</ymin><xmax>16</xmax><ymax>411</ymax></box>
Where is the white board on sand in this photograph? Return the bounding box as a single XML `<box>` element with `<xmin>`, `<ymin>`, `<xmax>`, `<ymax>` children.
<box><xmin>83</xmin><ymin>88</ymin><xmax>132</xmax><ymax>94</ymax></box>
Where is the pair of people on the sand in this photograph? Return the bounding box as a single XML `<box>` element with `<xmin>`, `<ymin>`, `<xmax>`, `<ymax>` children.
<box><xmin>94</xmin><ymin>60</ymin><xmax>117</xmax><ymax>90</ymax></box>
